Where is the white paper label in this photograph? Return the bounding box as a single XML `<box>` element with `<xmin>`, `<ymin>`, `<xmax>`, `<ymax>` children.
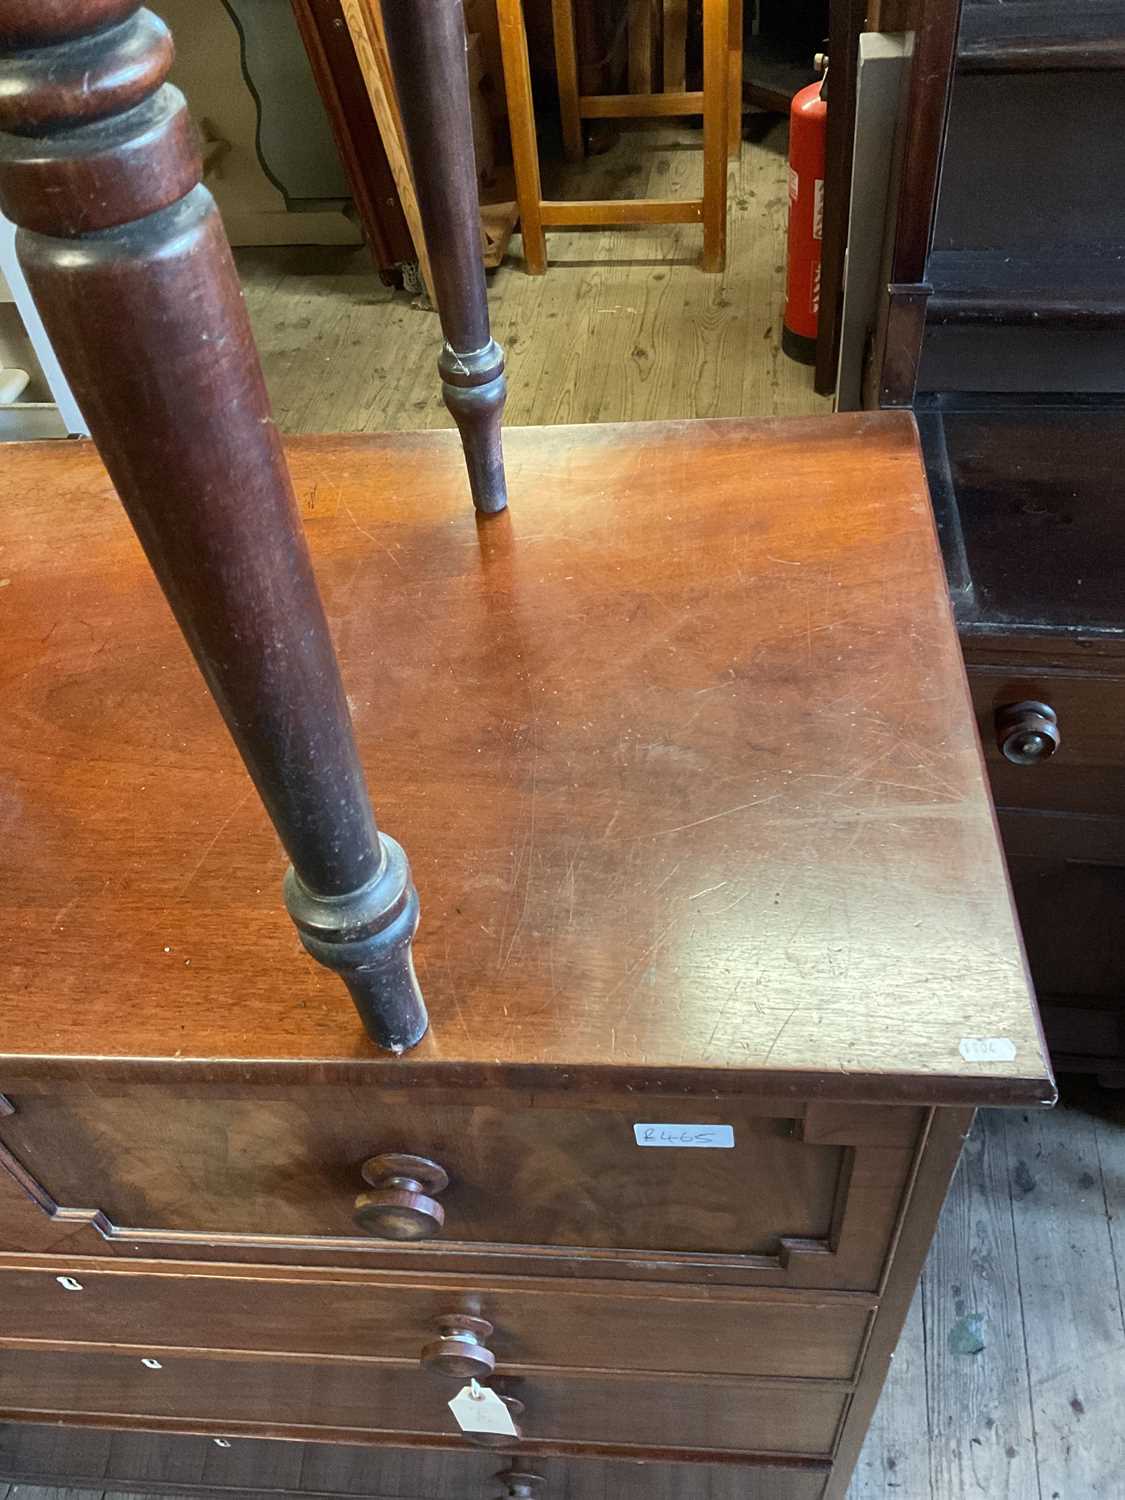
<box><xmin>959</xmin><ymin>1037</ymin><xmax>1017</xmax><ymax>1063</ymax></box>
<box><xmin>633</xmin><ymin>1123</ymin><xmax>735</xmax><ymax>1148</ymax></box>
<box><xmin>448</xmin><ymin>1383</ymin><xmax>519</xmax><ymax>1437</ymax></box>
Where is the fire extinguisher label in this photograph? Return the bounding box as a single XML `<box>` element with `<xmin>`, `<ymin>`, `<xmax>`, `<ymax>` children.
<box><xmin>813</xmin><ymin>180</ymin><xmax>824</xmax><ymax>241</ymax></box>
<box><xmin>788</xmin><ymin>166</ymin><xmax>799</xmax><ymax>201</ymax></box>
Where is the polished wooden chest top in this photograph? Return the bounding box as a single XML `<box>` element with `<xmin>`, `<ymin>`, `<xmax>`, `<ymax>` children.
<box><xmin>0</xmin><ymin>416</ymin><xmax>1052</xmax><ymax>1500</ymax></box>
<box><xmin>0</xmin><ymin>417</ymin><xmax>1048</xmax><ymax>1102</ymax></box>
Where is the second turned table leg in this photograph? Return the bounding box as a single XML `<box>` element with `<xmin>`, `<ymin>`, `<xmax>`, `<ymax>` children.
<box><xmin>381</xmin><ymin>0</ymin><xmax>509</xmax><ymax>513</ymax></box>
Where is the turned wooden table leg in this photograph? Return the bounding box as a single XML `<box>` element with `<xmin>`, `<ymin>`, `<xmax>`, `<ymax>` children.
<box><xmin>380</xmin><ymin>0</ymin><xmax>508</xmax><ymax>514</ymax></box>
<box><xmin>0</xmin><ymin>2</ymin><xmax>428</xmax><ymax>1053</ymax></box>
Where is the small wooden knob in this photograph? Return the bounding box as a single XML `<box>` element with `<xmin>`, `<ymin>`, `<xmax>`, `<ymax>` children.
<box><xmin>495</xmin><ymin>1471</ymin><xmax>545</xmax><ymax>1499</ymax></box>
<box><xmin>463</xmin><ymin>1395</ymin><xmax>524</xmax><ymax>1449</ymax></box>
<box><xmin>996</xmin><ymin>701</ymin><xmax>1060</xmax><ymax>766</ymax></box>
<box><xmin>353</xmin><ymin>1153</ymin><xmax>448</xmax><ymax>1240</ymax></box>
<box><xmin>421</xmin><ymin>1314</ymin><xmax>496</xmax><ymax>1378</ymax></box>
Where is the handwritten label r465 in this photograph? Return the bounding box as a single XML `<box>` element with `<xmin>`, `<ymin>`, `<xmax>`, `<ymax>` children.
<box><xmin>633</xmin><ymin>1123</ymin><xmax>735</xmax><ymax>1149</ymax></box>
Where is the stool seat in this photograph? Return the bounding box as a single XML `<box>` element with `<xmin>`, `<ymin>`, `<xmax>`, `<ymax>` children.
<box><xmin>0</xmin><ymin>413</ymin><xmax>1049</xmax><ymax>1104</ymax></box>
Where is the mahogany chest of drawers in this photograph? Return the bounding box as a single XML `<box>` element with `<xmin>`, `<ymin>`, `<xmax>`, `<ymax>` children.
<box><xmin>0</xmin><ymin>418</ymin><xmax>1053</xmax><ymax>1500</ymax></box>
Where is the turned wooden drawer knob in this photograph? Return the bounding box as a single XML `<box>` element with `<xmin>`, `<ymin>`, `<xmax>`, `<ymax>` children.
<box><xmin>353</xmin><ymin>1153</ymin><xmax>449</xmax><ymax>1240</ymax></box>
<box><xmin>495</xmin><ymin>1471</ymin><xmax>545</xmax><ymax>1498</ymax></box>
<box><xmin>464</xmin><ymin>1395</ymin><xmax>524</xmax><ymax>1449</ymax></box>
<box><xmin>996</xmin><ymin>700</ymin><xmax>1060</xmax><ymax>766</ymax></box>
<box><xmin>421</xmin><ymin>1314</ymin><xmax>496</xmax><ymax>1378</ymax></box>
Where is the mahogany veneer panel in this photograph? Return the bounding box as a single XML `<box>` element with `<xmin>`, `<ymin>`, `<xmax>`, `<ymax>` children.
<box><xmin>0</xmin><ymin>1087</ymin><xmax>915</xmax><ymax>1289</ymax></box>
<box><xmin>0</xmin><ymin>418</ymin><xmax>1050</xmax><ymax>1105</ymax></box>
<box><xmin>0</xmin><ymin>1347</ymin><xmax>847</xmax><ymax>1458</ymax></box>
<box><xmin>0</xmin><ymin>1260</ymin><xmax>871</xmax><ymax>1380</ymax></box>
<box><xmin>0</xmin><ymin>1420</ymin><xmax>830</xmax><ymax>1500</ymax></box>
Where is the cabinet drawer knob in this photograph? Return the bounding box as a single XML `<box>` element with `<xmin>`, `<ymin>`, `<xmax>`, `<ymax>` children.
<box><xmin>464</xmin><ymin>1395</ymin><xmax>524</xmax><ymax>1448</ymax></box>
<box><xmin>495</xmin><ymin>1471</ymin><xmax>545</xmax><ymax>1498</ymax></box>
<box><xmin>353</xmin><ymin>1153</ymin><xmax>449</xmax><ymax>1240</ymax></box>
<box><xmin>996</xmin><ymin>700</ymin><xmax>1060</xmax><ymax>765</ymax></box>
<box><xmin>421</xmin><ymin>1313</ymin><xmax>496</xmax><ymax>1378</ymax></box>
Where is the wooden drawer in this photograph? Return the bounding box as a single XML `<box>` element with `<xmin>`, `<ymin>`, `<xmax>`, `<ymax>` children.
<box><xmin>968</xmin><ymin>667</ymin><xmax>1125</xmax><ymax>818</ymax></box>
<box><xmin>0</xmin><ymin>1348</ymin><xmax>848</xmax><ymax>1458</ymax></box>
<box><xmin>0</xmin><ymin>1419</ymin><xmax>829</xmax><ymax>1499</ymax></box>
<box><xmin>0</xmin><ymin>1087</ymin><xmax>922</xmax><ymax>1290</ymax></box>
<box><xmin>0</xmin><ymin>1261</ymin><xmax>871</xmax><ymax>1381</ymax></box>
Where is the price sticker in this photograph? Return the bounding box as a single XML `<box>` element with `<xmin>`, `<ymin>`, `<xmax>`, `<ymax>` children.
<box><xmin>959</xmin><ymin>1037</ymin><xmax>1017</xmax><ymax>1063</ymax></box>
<box><xmin>633</xmin><ymin>1123</ymin><xmax>734</xmax><ymax>1148</ymax></box>
<box><xmin>448</xmin><ymin>1379</ymin><xmax>519</xmax><ymax>1438</ymax></box>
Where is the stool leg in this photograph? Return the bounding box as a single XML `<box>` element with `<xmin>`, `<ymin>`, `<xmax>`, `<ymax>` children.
<box><xmin>552</xmin><ymin>0</ymin><xmax>585</xmax><ymax>163</ymax></box>
<box><xmin>663</xmin><ymin>0</ymin><xmax>688</xmax><ymax>91</ymax></box>
<box><xmin>496</xmin><ymin>0</ymin><xmax>548</xmax><ymax>274</ymax></box>
<box><xmin>381</xmin><ymin>0</ymin><xmax>508</xmax><ymax>513</ymax></box>
<box><xmin>728</xmin><ymin>0</ymin><xmax>744</xmax><ymax>158</ymax></box>
<box><xmin>701</xmin><ymin>0</ymin><xmax>730</xmax><ymax>272</ymax></box>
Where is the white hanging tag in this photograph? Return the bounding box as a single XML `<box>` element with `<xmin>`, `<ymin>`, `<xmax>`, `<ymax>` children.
<box><xmin>448</xmin><ymin>1379</ymin><xmax>519</xmax><ymax>1437</ymax></box>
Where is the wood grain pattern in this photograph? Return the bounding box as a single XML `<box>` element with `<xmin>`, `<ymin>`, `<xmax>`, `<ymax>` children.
<box><xmin>0</xmin><ymin>419</ymin><xmax>1049</xmax><ymax>1102</ymax></box>
<box><xmin>628</xmin><ymin>0</ymin><xmax>655</xmax><ymax>94</ymax></box>
<box><xmin>0</xmin><ymin>1423</ymin><xmax>830</xmax><ymax>1500</ymax></box>
<box><xmin>0</xmin><ymin>1347</ymin><xmax>847</xmax><ymax>1458</ymax></box>
<box><xmin>0</xmin><ymin>1087</ymin><xmax>915</xmax><ymax>1290</ymax></box>
<box><xmin>538</xmin><ymin>197</ymin><xmax>703</xmax><ymax>224</ymax></box>
<box><xmin>578</xmin><ymin>91</ymin><xmax>704</xmax><ymax>117</ymax></box>
<box><xmin>0</xmin><ymin>1261</ymin><xmax>871</xmax><ymax>1380</ymax></box>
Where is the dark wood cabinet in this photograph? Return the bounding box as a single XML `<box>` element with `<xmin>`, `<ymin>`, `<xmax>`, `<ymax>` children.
<box><xmin>872</xmin><ymin>0</ymin><xmax>1125</xmax><ymax>1081</ymax></box>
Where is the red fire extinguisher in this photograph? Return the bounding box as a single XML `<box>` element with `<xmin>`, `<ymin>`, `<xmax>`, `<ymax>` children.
<box><xmin>783</xmin><ymin>66</ymin><xmax>828</xmax><ymax>364</ymax></box>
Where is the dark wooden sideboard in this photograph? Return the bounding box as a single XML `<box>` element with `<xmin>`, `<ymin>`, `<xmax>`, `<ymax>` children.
<box><xmin>0</xmin><ymin>419</ymin><xmax>1052</xmax><ymax>1500</ymax></box>
<box><xmin>871</xmin><ymin>0</ymin><xmax>1125</xmax><ymax>1082</ymax></box>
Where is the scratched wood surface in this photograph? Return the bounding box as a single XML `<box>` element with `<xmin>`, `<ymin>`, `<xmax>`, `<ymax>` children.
<box><xmin>4</xmin><ymin>1101</ymin><xmax>1122</xmax><ymax>1498</ymax></box>
<box><xmin>236</xmin><ymin>119</ymin><xmax>828</xmax><ymax>434</ymax></box>
<box><xmin>0</xmin><ymin>417</ymin><xmax>1047</xmax><ymax>1103</ymax></box>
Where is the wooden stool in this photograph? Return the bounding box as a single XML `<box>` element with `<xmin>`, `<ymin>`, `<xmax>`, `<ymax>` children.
<box><xmin>497</xmin><ymin>0</ymin><xmax>738</xmax><ymax>273</ymax></box>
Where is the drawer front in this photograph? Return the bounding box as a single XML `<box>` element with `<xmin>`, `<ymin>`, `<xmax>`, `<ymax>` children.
<box><xmin>0</xmin><ymin>1087</ymin><xmax>921</xmax><ymax>1290</ymax></box>
<box><xmin>0</xmin><ymin>1419</ymin><xmax>829</xmax><ymax>1500</ymax></box>
<box><xmin>0</xmin><ymin>1263</ymin><xmax>871</xmax><ymax>1381</ymax></box>
<box><xmin>0</xmin><ymin>1348</ymin><xmax>848</xmax><ymax>1458</ymax></box>
<box><xmin>969</xmin><ymin>667</ymin><xmax>1125</xmax><ymax>817</ymax></box>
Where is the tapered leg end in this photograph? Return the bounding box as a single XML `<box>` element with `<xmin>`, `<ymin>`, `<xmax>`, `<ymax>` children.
<box><xmin>283</xmin><ymin>834</ymin><xmax>428</xmax><ymax>1054</ymax></box>
<box><xmin>440</xmin><ymin>340</ymin><xmax>508</xmax><ymax>515</ymax></box>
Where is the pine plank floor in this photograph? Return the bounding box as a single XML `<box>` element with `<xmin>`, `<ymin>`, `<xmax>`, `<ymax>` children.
<box><xmin>235</xmin><ymin>119</ymin><xmax>830</xmax><ymax>434</ymax></box>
